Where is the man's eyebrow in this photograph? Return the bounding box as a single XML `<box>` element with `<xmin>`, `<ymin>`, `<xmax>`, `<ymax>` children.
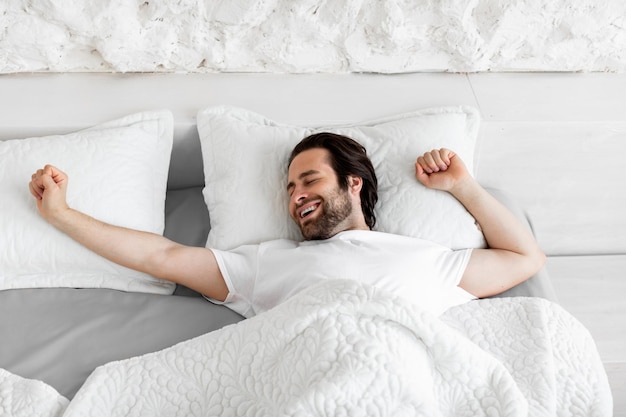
<box><xmin>286</xmin><ymin>170</ymin><xmax>320</xmax><ymax>190</ymax></box>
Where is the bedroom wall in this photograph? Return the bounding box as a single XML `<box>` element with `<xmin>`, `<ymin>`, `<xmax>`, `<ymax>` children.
<box><xmin>2</xmin><ymin>0</ymin><xmax>625</xmax><ymax>74</ymax></box>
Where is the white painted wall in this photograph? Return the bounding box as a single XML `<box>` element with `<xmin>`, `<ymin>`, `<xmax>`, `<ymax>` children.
<box><xmin>2</xmin><ymin>0</ymin><xmax>625</xmax><ymax>74</ymax></box>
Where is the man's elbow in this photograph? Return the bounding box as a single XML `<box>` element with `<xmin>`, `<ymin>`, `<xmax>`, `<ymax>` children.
<box><xmin>535</xmin><ymin>246</ymin><xmax>547</xmax><ymax>270</ymax></box>
<box><xmin>144</xmin><ymin>242</ymin><xmax>180</xmax><ymax>281</ymax></box>
<box><xmin>508</xmin><ymin>248</ymin><xmax>547</xmax><ymax>291</ymax></box>
<box><xmin>525</xmin><ymin>247</ymin><xmax>547</xmax><ymax>280</ymax></box>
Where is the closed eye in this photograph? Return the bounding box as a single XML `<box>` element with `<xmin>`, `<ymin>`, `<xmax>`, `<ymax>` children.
<box><xmin>287</xmin><ymin>170</ymin><xmax>322</xmax><ymax>196</ymax></box>
<box><xmin>287</xmin><ymin>179</ymin><xmax>318</xmax><ymax>197</ymax></box>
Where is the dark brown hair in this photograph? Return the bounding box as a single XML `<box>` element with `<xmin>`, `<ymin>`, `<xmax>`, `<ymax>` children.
<box><xmin>288</xmin><ymin>132</ymin><xmax>378</xmax><ymax>229</ymax></box>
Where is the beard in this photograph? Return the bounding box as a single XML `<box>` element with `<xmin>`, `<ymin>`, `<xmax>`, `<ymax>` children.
<box><xmin>298</xmin><ymin>187</ymin><xmax>353</xmax><ymax>241</ymax></box>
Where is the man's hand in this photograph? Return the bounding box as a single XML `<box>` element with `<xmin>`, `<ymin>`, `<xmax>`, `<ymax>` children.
<box><xmin>414</xmin><ymin>149</ymin><xmax>545</xmax><ymax>298</ymax></box>
<box><xmin>29</xmin><ymin>165</ymin><xmax>70</xmax><ymax>223</ymax></box>
<box><xmin>414</xmin><ymin>148</ymin><xmax>471</xmax><ymax>192</ymax></box>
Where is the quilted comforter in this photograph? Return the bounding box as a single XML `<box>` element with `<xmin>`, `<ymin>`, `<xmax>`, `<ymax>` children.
<box><xmin>1</xmin><ymin>280</ymin><xmax>612</xmax><ymax>417</ymax></box>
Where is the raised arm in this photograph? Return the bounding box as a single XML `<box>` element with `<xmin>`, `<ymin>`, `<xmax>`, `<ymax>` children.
<box><xmin>415</xmin><ymin>149</ymin><xmax>546</xmax><ymax>298</ymax></box>
<box><xmin>29</xmin><ymin>165</ymin><xmax>228</xmax><ymax>301</ymax></box>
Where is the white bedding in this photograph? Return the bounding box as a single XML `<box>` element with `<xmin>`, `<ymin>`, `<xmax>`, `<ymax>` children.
<box><xmin>0</xmin><ymin>280</ymin><xmax>611</xmax><ymax>417</ymax></box>
<box><xmin>0</xmin><ymin>111</ymin><xmax>175</xmax><ymax>294</ymax></box>
<box><xmin>0</xmin><ymin>369</ymin><xmax>68</xmax><ymax>417</ymax></box>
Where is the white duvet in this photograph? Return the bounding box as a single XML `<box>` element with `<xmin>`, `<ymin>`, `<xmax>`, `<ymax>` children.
<box><xmin>0</xmin><ymin>280</ymin><xmax>612</xmax><ymax>417</ymax></box>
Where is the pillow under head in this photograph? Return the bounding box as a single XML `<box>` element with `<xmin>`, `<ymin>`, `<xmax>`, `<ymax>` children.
<box><xmin>197</xmin><ymin>105</ymin><xmax>486</xmax><ymax>251</ymax></box>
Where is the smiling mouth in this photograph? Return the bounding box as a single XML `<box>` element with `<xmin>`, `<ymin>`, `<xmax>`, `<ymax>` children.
<box><xmin>299</xmin><ymin>203</ymin><xmax>320</xmax><ymax>219</ymax></box>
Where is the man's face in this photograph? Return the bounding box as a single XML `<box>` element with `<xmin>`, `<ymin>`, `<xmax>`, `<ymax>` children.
<box><xmin>287</xmin><ymin>148</ymin><xmax>354</xmax><ymax>240</ymax></box>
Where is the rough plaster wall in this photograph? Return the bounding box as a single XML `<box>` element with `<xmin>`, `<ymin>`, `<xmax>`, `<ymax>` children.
<box><xmin>1</xmin><ymin>0</ymin><xmax>625</xmax><ymax>73</ymax></box>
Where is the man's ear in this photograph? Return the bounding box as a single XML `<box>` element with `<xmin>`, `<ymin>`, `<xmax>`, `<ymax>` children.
<box><xmin>348</xmin><ymin>175</ymin><xmax>363</xmax><ymax>195</ymax></box>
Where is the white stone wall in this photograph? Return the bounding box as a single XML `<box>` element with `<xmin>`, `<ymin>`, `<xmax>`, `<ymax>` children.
<box><xmin>2</xmin><ymin>0</ymin><xmax>625</xmax><ymax>73</ymax></box>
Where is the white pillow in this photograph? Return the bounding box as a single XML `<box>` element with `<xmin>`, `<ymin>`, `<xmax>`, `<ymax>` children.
<box><xmin>0</xmin><ymin>111</ymin><xmax>175</xmax><ymax>294</ymax></box>
<box><xmin>197</xmin><ymin>105</ymin><xmax>486</xmax><ymax>251</ymax></box>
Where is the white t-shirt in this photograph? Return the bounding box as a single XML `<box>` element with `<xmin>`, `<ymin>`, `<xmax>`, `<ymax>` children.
<box><xmin>210</xmin><ymin>230</ymin><xmax>476</xmax><ymax>318</ymax></box>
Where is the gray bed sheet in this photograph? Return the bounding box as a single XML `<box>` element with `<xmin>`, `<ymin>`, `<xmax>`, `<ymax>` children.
<box><xmin>0</xmin><ymin>185</ymin><xmax>556</xmax><ymax>400</ymax></box>
<box><xmin>0</xmin><ymin>288</ymin><xmax>243</xmax><ymax>399</ymax></box>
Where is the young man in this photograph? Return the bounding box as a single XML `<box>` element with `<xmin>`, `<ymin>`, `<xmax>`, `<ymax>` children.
<box><xmin>29</xmin><ymin>133</ymin><xmax>545</xmax><ymax>318</ymax></box>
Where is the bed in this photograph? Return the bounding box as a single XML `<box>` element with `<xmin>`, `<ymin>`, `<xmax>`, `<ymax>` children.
<box><xmin>0</xmin><ymin>73</ymin><xmax>613</xmax><ymax>416</ymax></box>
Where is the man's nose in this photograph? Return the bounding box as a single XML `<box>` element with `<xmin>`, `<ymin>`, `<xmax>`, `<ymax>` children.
<box><xmin>291</xmin><ymin>187</ymin><xmax>307</xmax><ymax>205</ymax></box>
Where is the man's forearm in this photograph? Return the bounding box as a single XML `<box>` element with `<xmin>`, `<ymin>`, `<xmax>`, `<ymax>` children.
<box><xmin>29</xmin><ymin>165</ymin><xmax>217</xmax><ymax>292</ymax></box>
<box><xmin>449</xmin><ymin>177</ymin><xmax>543</xmax><ymax>259</ymax></box>
<box><xmin>50</xmin><ymin>208</ymin><xmax>172</xmax><ymax>277</ymax></box>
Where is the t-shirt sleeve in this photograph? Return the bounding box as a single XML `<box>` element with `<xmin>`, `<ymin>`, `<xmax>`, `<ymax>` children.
<box><xmin>205</xmin><ymin>244</ymin><xmax>259</xmax><ymax>318</ymax></box>
<box><xmin>438</xmin><ymin>247</ymin><xmax>477</xmax><ymax>303</ymax></box>
<box><xmin>437</xmin><ymin>247</ymin><xmax>473</xmax><ymax>288</ymax></box>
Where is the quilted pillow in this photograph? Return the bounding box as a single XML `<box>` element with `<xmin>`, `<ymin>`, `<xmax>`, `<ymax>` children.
<box><xmin>197</xmin><ymin>105</ymin><xmax>486</xmax><ymax>251</ymax></box>
<box><xmin>0</xmin><ymin>111</ymin><xmax>175</xmax><ymax>294</ymax></box>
